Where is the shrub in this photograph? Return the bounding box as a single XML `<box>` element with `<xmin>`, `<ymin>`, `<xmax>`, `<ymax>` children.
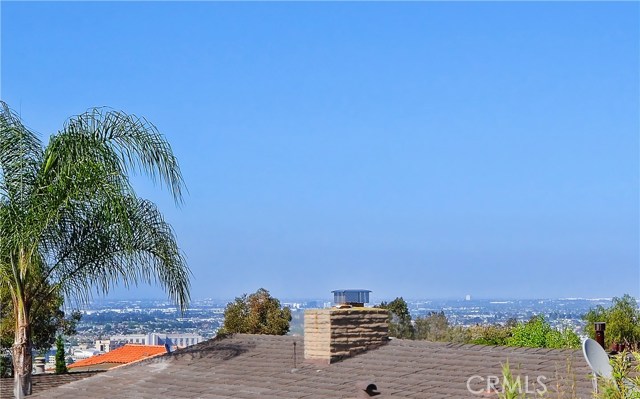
<box><xmin>55</xmin><ymin>335</ymin><xmax>67</xmax><ymax>374</ymax></box>
<box><xmin>594</xmin><ymin>352</ymin><xmax>640</xmax><ymax>399</ymax></box>
<box><xmin>507</xmin><ymin>315</ymin><xmax>579</xmax><ymax>349</ymax></box>
<box><xmin>0</xmin><ymin>354</ymin><xmax>12</xmax><ymax>378</ymax></box>
<box><xmin>468</xmin><ymin>324</ymin><xmax>512</xmax><ymax>346</ymax></box>
<box><xmin>446</xmin><ymin>325</ymin><xmax>473</xmax><ymax>344</ymax></box>
<box><xmin>545</xmin><ymin>327</ymin><xmax>581</xmax><ymax>349</ymax></box>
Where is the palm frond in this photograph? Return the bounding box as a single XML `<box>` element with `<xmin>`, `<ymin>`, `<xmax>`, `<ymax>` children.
<box><xmin>62</xmin><ymin>108</ymin><xmax>186</xmax><ymax>204</ymax></box>
<box><xmin>43</xmin><ymin>196</ymin><xmax>190</xmax><ymax>312</ymax></box>
<box><xmin>0</xmin><ymin>101</ymin><xmax>42</xmax><ymax>207</ymax></box>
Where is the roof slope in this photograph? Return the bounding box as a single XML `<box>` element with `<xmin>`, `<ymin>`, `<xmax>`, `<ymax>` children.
<box><xmin>0</xmin><ymin>371</ymin><xmax>104</xmax><ymax>398</ymax></box>
<box><xmin>34</xmin><ymin>334</ymin><xmax>594</xmax><ymax>398</ymax></box>
<box><xmin>68</xmin><ymin>344</ymin><xmax>166</xmax><ymax>369</ymax></box>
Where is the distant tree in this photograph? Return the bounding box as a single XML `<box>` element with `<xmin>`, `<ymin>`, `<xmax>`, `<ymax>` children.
<box><xmin>414</xmin><ymin>311</ymin><xmax>450</xmax><ymax>341</ymax></box>
<box><xmin>446</xmin><ymin>325</ymin><xmax>472</xmax><ymax>344</ymax></box>
<box><xmin>221</xmin><ymin>288</ymin><xmax>291</xmax><ymax>335</ymax></box>
<box><xmin>583</xmin><ymin>294</ymin><xmax>640</xmax><ymax>349</ymax></box>
<box><xmin>376</xmin><ymin>297</ymin><xmax>414</xmax><ymax>339</ymax></box>
<box><xmin>505</xmin><ymin>317</ymin><xmax>518</xmax><ymax>329</ymax></box>
<box><xmin>0</xmin><ymin>352</ymin><xmax>11</xmax><ymax>378</ymax></box>
<box><xmin>54</xmin><ymin>336</ymin><xmax>67</xmax><ymax>374</ymax></box>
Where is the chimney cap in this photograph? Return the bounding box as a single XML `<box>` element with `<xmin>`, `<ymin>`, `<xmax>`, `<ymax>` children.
<box><xmin>331</xmin><ymin>289</ymin><xmax>372</xmax><ymax>294</ymax></box>
<box><xmin>331</xmin><ymin>289</ymin><xmax>371</xmax><ymax>307</ymax></box>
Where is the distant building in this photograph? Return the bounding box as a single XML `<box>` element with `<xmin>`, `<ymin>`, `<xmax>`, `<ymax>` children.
<box><xmin>465</xmin><ymin>294</ymin><xmax>471</xmax><ymax>301</ymax></box>
<box><xmin>72</xmin><ymin>348</ymin><xmax>102</xmax><ymax>360</ymax></box>
<box><xmin>107</xmin><ymin>333</ymin><xmax>148</xmax><ymax>345</ymax></box>
<box><xmin>108</xmin><ymin>333</ymin><xmax>204</xmax><ymax>349</ymax></box>
<box><xmin>95</xmin><ymin>339</ymin><xmax>126</xmax><ymax>353</ymax></box>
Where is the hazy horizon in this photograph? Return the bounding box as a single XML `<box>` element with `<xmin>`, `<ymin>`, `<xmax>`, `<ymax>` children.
<box><xmin>83</xmin><ymin>294</ymin><xmax>634</xmax><ymax>304</ymax></box>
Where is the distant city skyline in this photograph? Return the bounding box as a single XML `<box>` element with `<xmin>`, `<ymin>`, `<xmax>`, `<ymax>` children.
<box><xmin>71</xmin><ymin>297</ymin><xmax>621</xmax><ymax>344</ymax></box>
<box><xmin>83</xmin><ymin>294</ymin><xmax>636</xmax><ymax>305</ymax></box>
<box><xmin>3</xmin><ymin>2</ymin><xmax>638</xmax><ymax>301</ymax></box>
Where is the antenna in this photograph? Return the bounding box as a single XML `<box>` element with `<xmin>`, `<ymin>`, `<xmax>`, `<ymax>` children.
<box><xmin>293</xmin><ymin>342</ymin><xmax>297</xmax><ymax>369</ymax></box>
<box><xmin>582</xmin><ymin>338</ymin><xmax>612</xmax><ymax>379</ymax></box>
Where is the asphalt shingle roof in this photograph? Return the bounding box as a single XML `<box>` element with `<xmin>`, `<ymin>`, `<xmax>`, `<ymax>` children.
<box><xmin>30</xmin><ymin>334</ymin><xmax>594</xmax><ymax>399</ymax></box>
<box><xmin>0</xmin><ymin>371</ymin><xmax>104</xmax><ymax>398</ymax></box>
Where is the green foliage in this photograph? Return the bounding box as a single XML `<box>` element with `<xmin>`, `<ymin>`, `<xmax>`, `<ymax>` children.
<box><xmin>54</xmin><ymin>336</ymin><xmax>67</xmax><ymax>374</ymax></box>
<box><xmin>221</xmin><ymin>288</ymin><xmax>291</xmax><ymax>335</ymax></box>
<box><xmin>0</xmin><ymin>354</ymin><xmax>11</xmax><ymax>378</ymax></box>
<box><xmin>584</xmin><ymin>295</ymin><xmax>640</xmax><ymax>349</ymax></box>
<box><xmin>376</xmin><ymin>297</ymin><xmax>414</xmax><ymax>339</ymax></box>
<box><xmin>508</xmin><ymin>315</ymin><xmax>549</xmax><ymax>348</ymax></box>
<box><xmin>497</xmin><ymin>361</ymin><xmax>527</xmax><ymax>399</ymax></box>
<box><xmin>468</xmin><ymin>324</ymin><xmax>512</xmax><ymax>346</ymax></box>
<box><xmin>445</xmin><ymin>325</ymin><xmax>473</xmax><ymax>344</ymax></box>
<box><xmin>545</xmin><ymin>327</ymin><xmax>581</xmax><ymax>349</ymax></box>
<box><xmin>507</xmin><ymin>315</ymin><xmax>579</xmax><ymax>349</ymax></box>
<box><xmin>374</xmin><ymin>304</ymin><xmax>579</xmax><ymax>349</ymax></box>
<box><xmin>594</xmin><ymin>352</ymin><xmax>640</xmax><ymax>399</ymax></box>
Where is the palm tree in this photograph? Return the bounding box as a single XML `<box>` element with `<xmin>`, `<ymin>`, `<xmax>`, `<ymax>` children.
<box><xmin>0</xmin><ymin>101</ymin><xmax>190</xmax><ymax>398</ymax></box>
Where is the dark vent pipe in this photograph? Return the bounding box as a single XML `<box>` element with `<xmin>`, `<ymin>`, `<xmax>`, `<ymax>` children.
<box><xmin>594</xmin><ymin>322</ymin><xmax>606</xmax><ymax>349</ymax></box>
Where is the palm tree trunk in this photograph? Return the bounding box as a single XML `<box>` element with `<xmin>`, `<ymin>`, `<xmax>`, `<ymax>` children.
<box><xmin>12</xmin><ymin>299</ymin><xmax>32</xmax><ymax>398</ymax></box>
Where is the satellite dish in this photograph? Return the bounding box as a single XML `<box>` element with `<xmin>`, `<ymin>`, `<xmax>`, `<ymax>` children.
<box><xmin>582</xmin><ymin>338</ymin><xmax>612</xmax><ymax>379</ymax></box>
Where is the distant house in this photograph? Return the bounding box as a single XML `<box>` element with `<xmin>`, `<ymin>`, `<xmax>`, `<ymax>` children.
<box><xmin>29</xmin><ymin>307</ymin><xmax>594</xmax><ymax>398</ymax></box>
<box><xmin>71</xmin><ymin>348</ymin><xmax>102</xmax><ymax>360</ymax></box>
<box><xmin>94</xmin><ymin>339</ymin><xmax>126</xmax><ymax>353</ymax></box>
<box><xmin>67</xmin><ymin>344</ymin><xmax>166</xmax><ymax>372</ymax></box>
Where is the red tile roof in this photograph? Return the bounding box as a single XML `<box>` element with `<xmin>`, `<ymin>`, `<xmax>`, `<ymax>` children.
<box><xmin>68</xmin><ymin>344</ymin><xmax>166</xmax><ymax>369</ymax></box>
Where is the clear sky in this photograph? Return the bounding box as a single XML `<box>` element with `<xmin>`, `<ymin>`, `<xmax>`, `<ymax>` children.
<box><xmin>2</xmin><ymin>2</ymin><xmax>638</xmax><ymax>302</ymax></box>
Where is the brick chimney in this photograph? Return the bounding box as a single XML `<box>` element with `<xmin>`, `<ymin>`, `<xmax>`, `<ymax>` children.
<box><xmin>304</xmin><ymin>290</ymin><xmax>389</xmax><ymax>364</ymax></box>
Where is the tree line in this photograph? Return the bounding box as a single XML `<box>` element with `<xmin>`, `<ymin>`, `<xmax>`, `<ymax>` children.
<box><xmin>377</xmin><ymin>294</ymin><xmax>640</xmax><ymax>350</ymax></box>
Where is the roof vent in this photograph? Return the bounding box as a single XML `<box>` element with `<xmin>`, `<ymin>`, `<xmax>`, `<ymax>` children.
<box><xmin>331</xmin><ymin>289</ymin><xmax>371</xmax><ymax>308</ymax></box>
<box><xmin>356</xmin><ymin>381</ymin><xmax>380</xmax><ymax>398</ymax></box>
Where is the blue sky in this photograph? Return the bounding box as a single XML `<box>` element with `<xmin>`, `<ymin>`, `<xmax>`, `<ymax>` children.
<box><xmin>2</xmin><ymin>2</ymin><xmax>638</xmax><ymax>302</ymax></box>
